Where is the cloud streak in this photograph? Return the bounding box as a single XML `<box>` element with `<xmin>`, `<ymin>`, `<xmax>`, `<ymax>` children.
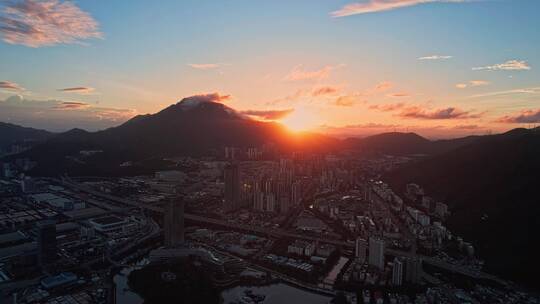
<box><xmin>387</xmin><ymin>92</ymin><xmax>410</xmax><ymax>98</ymax></box>
<box><xmin>0</xmin><ymin>0</ymin><xmax>102</xmax><ymax>47</ymax></box>
<box><xmin>472</xmin><ymin>60</ymin><xmax>531</xmax><ymax>71</ymax></box>
<box><xmin>241</xmin><ymin>109</ymin><xmax>294</xmax><ymax>120</ymax></box>
<box><xmin>468</xmin><ymin>87</ymin><xmax>540</xmax><ymax>98</ymax></box>
<box><xmin>188</xmin><ymin>63</ymin><xmax>221</xmax><ymax>70</ymax></box>
<box><xmin>54</xmin><ymin>101</ymin><xmax>90</xmax><ymax>110</ymax></box>
<box><xmin>58</xmin><ymin>86</ymin><xmax>95</xmax><ymax>94</ymax></box>
<box><xmin>455</xmin><ymin>80</ymin><xmax>490</xmax><ymax>89</ymax></box>
<box><xmin>0</xmin><ymin>80</ymin><xmax>23</xmax><ymax>90</ymax></box>
<box><xmin>331</xmin><ymin>0</ymin><xmax>469</xmax><ymax>17</ymax></box>
<box><xmin>369</xmin><ymin>102</ymin><xmax>406</xmax><ymax>111</ymax></box>
<box><xmin>312</xmin><ymin>86</ymin><xmax>339</xmax><ymax>96</ymax></box>
<box><xmin>418</xmin><ymin>55</ymin><xmax>453</xmax><ymax>60</ymax></box>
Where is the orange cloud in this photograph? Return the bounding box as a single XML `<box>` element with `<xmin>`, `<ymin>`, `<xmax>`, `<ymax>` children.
<box><xmin>387</xmin><ymin>92</ymin><xmax>410</xmax><ymax>98</ymax></box>
<box><xmin>369</xmin><ymin>102</ymin><xmax>406</xmax><ymax>112</ymax></box>
<box><xmin>332</xmin><ymin>97</ymin><xmax>355</xmax><ymax>107</ymax></box>
<box><xmin>241</xmin><ymin>109</ymin><xmax>294</xmax><ymax>120</ymax></box>
<box><xmin>312</xmin><ymin>86</ymin><xmax>339</xmax><ymax>96</ymax></box>
<box><xmin>0</xmin><ymin>0</ymin><xmax>102</xmax><ymax>47</ymax></box>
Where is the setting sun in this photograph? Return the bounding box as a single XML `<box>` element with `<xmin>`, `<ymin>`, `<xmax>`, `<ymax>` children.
<box><xmin>280</xmin><ymin>107</ymin><xmax>320</xmax><ymax>132</ymax></box>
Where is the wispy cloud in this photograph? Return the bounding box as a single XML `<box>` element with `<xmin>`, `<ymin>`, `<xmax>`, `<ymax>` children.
<box><xmin>182</xmin><ymin>92</ymin><xmax>232</xmax><ymax>104</ymax></box>
<box><xmin>284</xmin><ymin>64</ymin><xmax>344</xmax><ymax>81</ymax></box>
<box><xmin>455</xmin><ymin>80</ymin><xmax>490</xmax><ymax>89</ymax></box>
<box><xmin>496</xmin><ymin>109</ymin><xmax>540</xmax><ymax>124</ymax></box>
<box><xmin>0</xmin><ymin>0</ymin><xmax>102</xmax><ymax>47</ymax></box>
<box><xmin>331</xmin><ymin>0</ymin><xmax>470</xmax><ymax>17</ymax></box>
<box><xmin>418</xmin><ymin>55</ymin><xmax>453</xmax><ymax>60</ymax></box>
<box><xmin>58</xmin><ymin>86</ymin><xmax>95</xmax><ymax>95</ymax></box>
<box><xmin>468</xmin><ymin>87</ymin><xmax>540</xmax><ymax>98</ymax></box>
<box><xmin>472</xmin><ymin>60</ymin><xmax>531</xmax><ymax>71</ymax></box>
<box><xmin>241</xmin><ymin>109</ymin><xmax>294</xmax><ymax>120</ymax></box>
<box><xmin>0</xmin><ymin>80</ymin><xmax>23</xmax><ymax>91</ymax></box>
<box><xmin>187</xmin><ymin>63</ymin><xmax>221</xmax><ymax>70</ymax></box>
<box><xmin>54</xmin><ymin>101</ymin><xmax>90</xmax><ymax>110</ymax></box>
<box><xmin>331</xmin><ymin>96</ymin><xmax>356</xmax><ymax>107</ymax></box>
<box><xmin>369</xmin><ymin>102</ymin><xmax>406</xmax><ymax>112</ymax></box>
<box><xmin>312</xmin><ymin>86</ymin><xmax>340</xmax><ymax>96</ymax></box>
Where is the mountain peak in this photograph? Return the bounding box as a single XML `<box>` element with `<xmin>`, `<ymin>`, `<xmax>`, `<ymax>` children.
<box><xmin>155</xmin><ymin>93</ymin><xmax>240</xmax><ymax>121</ymax></box>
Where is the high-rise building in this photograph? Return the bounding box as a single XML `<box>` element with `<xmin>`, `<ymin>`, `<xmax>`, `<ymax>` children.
<box><xmin>253</xmin><ymin>191</ymin><xmax>265</xmax><ymax>211</ymax></box>
<box><xmin>164</xmin><ymin>200</ymin><xmax>185</xmax><ymax>247</ymax></box>
<box><xmin>355</xmin><ymin>238</ymin><xmax>367</xmax><ymax>262</ymax></box>
<box><xmin>405</xmin><ymin>257</ymin><xmax>422</xmax><ymax>284</ymax></box>
<box><xmin>224</xmin><ymin>163</ymin><xmax>240</xmax><ymax>211</ymax></box>
<box><xmin>291</xmin><ymin>181</ymin><xmax>302</xmax><ymax>205</ymax></box>
<box><xmin>368</xmin><ymin>237</ymin><xmax>385</xmax><ymax>270</ymax></box>
<box><xmin>279</xmin><ymin>196</ymin><xmax>290</xmax><ymax>214</ymax></box>
<box><xmin>265</xmin><ymin>193</ymin><xmax>276</xmax><ymax>212</ymax></box>
<box><xmin>392</xmin><ymin>257</ymin><xmax>404</xmax><ymax>286</ymax></box>
<box><xmin>21</xmin><ymin>177</ymin><xmax>37</xmax><ymax>193</ymax></box>
<box><xmin>37</xmin><ymin>220</ymin><xmax>57</xmax><ymax>266</ymax></box>
<box><xmin>363</xmin><ymin>183</ymin><xmax>372</xmax><ymax>202</ymax></box>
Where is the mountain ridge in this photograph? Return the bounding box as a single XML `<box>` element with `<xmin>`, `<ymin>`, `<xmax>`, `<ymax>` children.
<box><xmin>384</xmin><ymin>127</ymin><xmax>540</xmax><ymax>287</ymax></box>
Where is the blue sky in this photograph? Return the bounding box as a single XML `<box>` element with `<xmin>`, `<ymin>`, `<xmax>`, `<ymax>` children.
<box><xmin>1</xmin><ymin>0</ymin><xmax>539</xmax><ymax>137</ymax></box>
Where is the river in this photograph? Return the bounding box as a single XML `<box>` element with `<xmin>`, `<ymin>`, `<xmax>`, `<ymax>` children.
<box><xmin>114</xmin><ymin>264</ymin><xmax>331</xmax><ymax>304</ymax></box>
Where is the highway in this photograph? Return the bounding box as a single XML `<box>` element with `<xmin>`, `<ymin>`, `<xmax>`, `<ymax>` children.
<box><xmin>59</xmin><ymin>177</ymin><xmax>500</xmax><ymax>283</ymax></box>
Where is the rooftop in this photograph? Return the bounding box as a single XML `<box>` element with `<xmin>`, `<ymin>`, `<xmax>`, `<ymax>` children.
<box><xmin>90</xmin><ymin>215</ymin><xmax>125</xmax><ymax>225</ymax></box>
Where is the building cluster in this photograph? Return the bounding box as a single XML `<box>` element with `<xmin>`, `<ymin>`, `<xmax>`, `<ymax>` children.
<box><xmin>223</xmin><ymin>154</ymin><xmax>358</xmax><ymax>214</ymax></box>
<box><xmin>287</xmin><ymin>240</ymin><xmax>336</xmax><ymax>259</ymax></box>
<box><xmin>343</xmin><ymin>237</ymin><xmax>423</xmax><ymax>289</ymax></box>
<box><xmin>224</xmin><ymin>144</ymin><xmax>277</xmax><ymax>161</ymax></box>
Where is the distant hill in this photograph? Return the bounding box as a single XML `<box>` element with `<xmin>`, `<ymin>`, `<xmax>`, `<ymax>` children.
<box><xmin>344</xmin><ymin>132</ymin><xmax>480</xmax><ymax>156</ymax></box>
<box><xmin>10</xmin><ymin>96</ymin><xmax>338</xmax><ymax>175</ymax></box>
<box><xmin>385</xmin><ymin>127</ymin><xmax>540</xmax><ymax>287</ymax></box>
<box><xmin>0</xmin><ymin>122</ymin><xmax>53</xmax><ymax>149</ymax></box>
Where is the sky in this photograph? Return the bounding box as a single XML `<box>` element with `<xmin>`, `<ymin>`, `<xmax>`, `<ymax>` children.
<box><xmin>1</xmin><ymin>0</ymin><xmax>539</xmax><ymax>138</ymax></box>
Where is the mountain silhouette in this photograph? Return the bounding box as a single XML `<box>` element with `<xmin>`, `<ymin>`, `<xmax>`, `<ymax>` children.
<box><xmin>386</xmin><ymin>127</ymin><xmax>540</xmax><ymax>287</ymax></box>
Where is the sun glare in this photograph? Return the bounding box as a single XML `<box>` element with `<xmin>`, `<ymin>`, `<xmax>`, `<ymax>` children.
<box><xmin>280</xmin><ymin>107</ymin><xmax>319</xmax><ymax>132</ymax></box>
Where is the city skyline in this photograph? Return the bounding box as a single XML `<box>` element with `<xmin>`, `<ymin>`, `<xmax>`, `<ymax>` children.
<box><xmin>1</xmin><ymin>0</ymin><xmax>540</xmax><ymax>138</ymax></box>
